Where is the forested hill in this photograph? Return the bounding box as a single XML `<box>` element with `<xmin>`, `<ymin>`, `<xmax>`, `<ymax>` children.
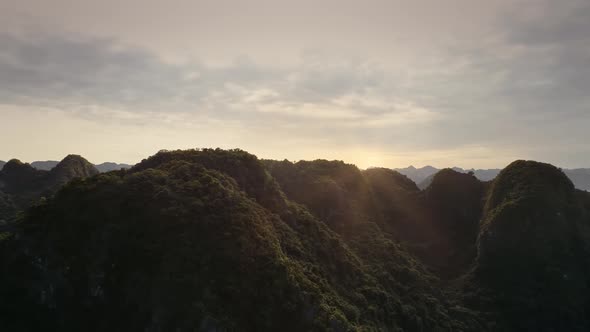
<box><xmin>0</xmin><ymin>155</ymin><xmax>98</xmax><ymax>222</ymax></box>
<box><xmin>1</xmin><ymin>149</ymin><xmax>589</xmax><ymax>331</ymax></box>
<box><xmin>395</xmin><ymin>165</ymin><xmax>590</xmax><ymax>191</ymax></box>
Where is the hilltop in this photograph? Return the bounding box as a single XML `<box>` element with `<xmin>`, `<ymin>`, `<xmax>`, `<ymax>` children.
<box><xmin>0</xmin><ymin>155</ymin><xmax>99</xmax><ymax>221</ymax></box>
<box><xmin>395</xmin><ymin>165</ymin><xmax>590</xmax><ymax>191</ymax></box>
<box><xmin>0</xmin><ymin>149</ymin><xmax>589</xmax><ymax>331</ymax></box>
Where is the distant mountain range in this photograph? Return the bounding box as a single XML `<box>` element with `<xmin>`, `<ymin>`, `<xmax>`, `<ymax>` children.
<box><xmin>0</xmin><ymin>160</ymin><xmax>132</xmax><ymax>173</ymax></box>
<box><xmin>3</xmin><ymin>159</ymin><xmax>589</xmax><ymax>190</ymax></box>
<box><xmin>94</xmin><ymin>162</ymin><xmax>133</xmax><ymax>172</ymax></box>
<box><xmin>395</xmin><ymin>165</ymin><xmax>590</xmax><ymax>191</ymax></box>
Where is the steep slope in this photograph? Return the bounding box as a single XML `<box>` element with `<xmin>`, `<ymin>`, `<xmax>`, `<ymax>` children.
<box><xmin>475</xmin><ymin>160</ymin><xmax>590</xmax><ymax>331</ymax></box>
<box><xmin>0</xmin><ymin>159</ymin><xmax>47</xmax><ymax>195</ymax></box>
<box><xmin>0</xmin><ymin>161</ymin><xmax>5</xmax><ymax>170</ymax></box>
<box><xmin>0</xmin><ymin>156</ymin><xmax>98</xmax><ymax>195</ymax></box>
<box><xmin>422</xmin><ymin>169</ymin><xmax>486</xmax><ymax>277</ymax></box>
<box><xmin>3</xmin><ymin>150</ymin><xmax>589</xmax><ymax>331</ymax></box>
<box><xmin>361</xmin><ymin>168</ymin><xmax>436</xmax><ymax>247</ymax></box>
<box><xmin>263</xmin><ymin>159</ymin><xmax>372</xmax><ymax>233</ymax></box>
<box><xmin>47</xmin><ymin>154</ymin><xmax>99</xmax><ymax>187</ymax></box>
<box><xmin>0</xmin><ymin>156</ymin><xmax>99</xmax><ymax>222</ymax></box>
<box><xmin>2</xmin><ymin>163</ymin><xmax>333</xmax><ymax>331</ymax></box>
<box><xmin>1</xmin><ymin>149</ymin><xmax>482</xmax><ymax>331</ymax></box>
<box><xmin>266</xmin><ymin>161</ymin><xmax>486</xmax><ymax>277</ymax></box>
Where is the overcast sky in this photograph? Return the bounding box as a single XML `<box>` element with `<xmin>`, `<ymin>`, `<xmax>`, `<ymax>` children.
<box><xmin>1</xmin><ymin>0</ymin><xmax>589</xmax><ymax>168</ymax></box>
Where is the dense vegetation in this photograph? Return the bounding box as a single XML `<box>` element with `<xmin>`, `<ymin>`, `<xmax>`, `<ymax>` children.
<box><xmin>1</xmin><ymin>149</ymin><xmax>589</xmax><ymax>331</ymax></box>
<box><xmin>395</xmin><ymin>165</ymin><xmax>590</xmax><ymax>191</ymax></box>
<box><xmin>0</xmin><ymin>155</ymin><xmax>98</xmax><ymax>222</ymax></box>
<box><xmin>475</xmin><ymin>161</ymin><xmax>590</xmax><ymax>331</ymax></box>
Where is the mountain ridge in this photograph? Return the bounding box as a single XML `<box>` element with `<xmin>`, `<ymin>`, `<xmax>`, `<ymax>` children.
<box><xmin>4</xmin><ymin>160</ymin><xmax>589</xmax><ymax>190</ymax></box>
<box><xmin>1</xmin><ymin>149</ymin><xmax>480</xmax><ymax>331</ymax></box>
<box><xmin>1</xmin><ymin>149</ymin><xmax>589</xmax><ymax>331</ymax></box>
<box><xmin>395</xmin><ymin>165</ymin><xmax>590</xmax><ymax>191</ymax></box>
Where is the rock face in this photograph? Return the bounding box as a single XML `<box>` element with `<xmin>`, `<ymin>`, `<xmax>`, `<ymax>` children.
<box><xmin>476</xmin><ymin>160</ymin><xmax>590</xmax><ymax>331</ymax></box>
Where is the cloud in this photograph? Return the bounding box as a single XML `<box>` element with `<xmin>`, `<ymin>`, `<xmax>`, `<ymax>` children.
<box><xmin>385</xmin><ymin>0</ymin><xmax>590</xmax><ymax>158</ymax></box>
<box><xmin>503</xmin><ymin>0</ymin><xmax>590</xmax><ymax>46</ymax></box>
<box><xmin>0</xmin><ymin>34</ymin><xmax>181</xmax><ymax>107</ymax></box>
<box><xmin>1</xmin><ymin>0</ymin><xmax>589</xmax><ymax>168</ymax></box>
<box><xmin>0</xmin><ymin>31</ymin><xmax>437</xmax><ymax>128</ymax></box>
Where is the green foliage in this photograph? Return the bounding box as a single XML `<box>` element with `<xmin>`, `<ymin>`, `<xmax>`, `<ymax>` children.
<box><xmin>0</xmin><ymin>155</ymin><xmax>99</xmax><ymax>222</ymax></box>
<box><xmin>263</xmin><ymin>159</ymin><xmax>371</xmax><ymax>231</ymax></box>
<box><xmin>46</xmin><ymin>154</ymin><xmax>99</xmax><ymax>187</ymax></box>
<box><xmin>1</xmin><ymin>151</ymin><xmax>589</xmax><ymax>331</ymax></box>
<box><xmin>421</xmin><ymin>169</ymin><xmax>485</xmax><ymax>277</ymax></box>
<box><xmin>362</xmin><ymin>167</ymin><xmax>432</xmax><ymax>247</ymax></box>
<box><xmin>266</xmin><ymin>162</ymin><xmax>485</xmax><ymax>278</ymax></box>
<box><xmin>135</xmin><ymin>148</ymin><xmax>286</xmax><ymax>211</ymax></box>
<box><xmin>475</xmin><ymin>160</ymin><xmax>590</xmax><ymax>331</ymax></box>
<box><xmin>0</xmin><ymin>190</ymin><xmax>17</xmax><ymax>222</ymax></box>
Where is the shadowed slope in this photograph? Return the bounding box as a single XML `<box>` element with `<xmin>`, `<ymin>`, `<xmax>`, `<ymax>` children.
<box><xmin>47</xmin><ymin>155</ymin><xmax>99</xmax><ymax>187</ymax></box>
<box><xmin>422</xmin><ymin>169</ymin><xmax>486</xmax><ymax>277</ymax></box>
<box><xmin>475</xmin><ymin>160</ymin><xmax>590</xmax><ymax>331</ymax></box>
<box><xmin>3</xmin><ymin>150</ymin><xmax>589</xmax><ymax>331</ymax></box>
<box><xmin>0</xmin><ymin>156</ymin><xmax>99</xmax><ymax>221</ymax></box>
<box><xmin>1</xmin><ymin>149</ymin><xmax>481</xmax><ymax>331</ymax></box>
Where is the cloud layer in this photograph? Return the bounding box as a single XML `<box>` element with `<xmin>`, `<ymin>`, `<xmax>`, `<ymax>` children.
<box><xmin>0</xmin><ymin>0</ymin><xmax>588</xmax><ymax>168</ymax></box>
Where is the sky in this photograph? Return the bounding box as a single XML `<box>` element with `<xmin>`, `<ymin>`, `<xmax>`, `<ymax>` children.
<box><xmin>0</xmin><ymin>0</ymin><xmax>589</xmax><ymax>168</ymax></box>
